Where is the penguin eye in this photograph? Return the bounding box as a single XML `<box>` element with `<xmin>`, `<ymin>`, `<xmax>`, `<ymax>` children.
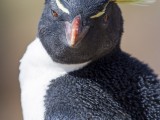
<box><xmin>51</xmin><ymin>10</ymin><xmax>59</xmax><ymax>17</ymax></box>
<box><xmin>103</xmin><ymin>14</ymin><xmax>108</xmax><ymax>23</ymax></box>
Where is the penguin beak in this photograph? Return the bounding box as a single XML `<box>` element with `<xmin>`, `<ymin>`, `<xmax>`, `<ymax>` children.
<box><xmin>65</xmin><ymin>15</ymin><xmax>90</xmax><ymax>47</ymax></box>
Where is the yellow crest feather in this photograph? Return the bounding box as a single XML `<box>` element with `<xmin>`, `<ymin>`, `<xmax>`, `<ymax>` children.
<box><xmin>112</xmin><ymin>0</ymin><xmax>156</xmax><ymax>5</ymax></box>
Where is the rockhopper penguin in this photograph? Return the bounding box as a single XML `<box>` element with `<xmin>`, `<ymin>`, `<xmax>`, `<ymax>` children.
<box><xmin>19</xmin><ymin>0</ymin><xmax>160</xmax><ymax>120</ymax></box>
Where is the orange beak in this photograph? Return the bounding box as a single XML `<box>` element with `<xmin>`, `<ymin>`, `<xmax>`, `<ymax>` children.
<box><xmin>70</xmin><ymin>15</ymin><xmax>81</xmax><ymax>47</ymax></box>
<box><xmin>65</xmin><ymin>15</ymin><xmax>90</xmax><ymax>47</ymax></box>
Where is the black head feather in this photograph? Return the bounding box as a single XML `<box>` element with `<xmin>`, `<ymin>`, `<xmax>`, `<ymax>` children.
<box><xmin>38</xmin><ymin>0</ymin><xmax>123</xmax><ymax>64</ymax></box>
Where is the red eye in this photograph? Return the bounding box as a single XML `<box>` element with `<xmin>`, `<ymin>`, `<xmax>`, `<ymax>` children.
<box><xmin>51</xmin><ymin>10</ymin><xmax>58</xmax><ymax>17</ymax></box>
<box><xmin>103</xmin><ymin>15</ymin><xmax>108</xmax><ymax>23</ymax></box>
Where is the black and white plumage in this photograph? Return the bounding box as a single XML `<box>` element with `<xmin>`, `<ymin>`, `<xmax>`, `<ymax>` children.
<box><xmin>19</xmin><ymin>0</ymin><xmax>160</xmax><ymax>120</ymax></box>
<box><xmin>45</xmin><ymin>51</ymin><xmax>160</xmax><ymax>120</ymax></box>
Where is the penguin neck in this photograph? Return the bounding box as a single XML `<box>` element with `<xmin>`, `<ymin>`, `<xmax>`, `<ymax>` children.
<box><xmin>20</xmin><ymin>37</ymin><xmax>90</xmax><ymax>75</ymax></box>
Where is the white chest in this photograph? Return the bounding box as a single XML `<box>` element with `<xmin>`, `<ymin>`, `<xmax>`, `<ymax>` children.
<box><xmin>19</xmin><ymin>38</ymin><xmax>89</xmax><ymax>120</ymax></box>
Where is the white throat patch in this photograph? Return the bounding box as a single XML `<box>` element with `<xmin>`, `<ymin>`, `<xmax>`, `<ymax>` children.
<box><xmin>56</xmin><ymin>0</ymin><xmax>70</xmax><ymax>14</ymax></box>
<box><xmin>19</xmin><ymin>38</ymin><xmax>89</xmax><ymax>120</ymax></box>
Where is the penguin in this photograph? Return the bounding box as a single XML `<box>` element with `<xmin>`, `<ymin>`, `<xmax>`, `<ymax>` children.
<box><xmin>19</xmin><ymin>0</ymin><xmax>160</xmax><ymax>120</ymax></box>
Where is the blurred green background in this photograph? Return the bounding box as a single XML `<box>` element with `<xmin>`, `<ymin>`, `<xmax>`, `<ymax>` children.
<box><xmin>0</xmin><ymin>1</ymin><xmax>160</xmax><ymax>120</ymax></box>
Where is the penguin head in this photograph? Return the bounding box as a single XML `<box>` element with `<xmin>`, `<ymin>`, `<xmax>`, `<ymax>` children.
<box><xmin>38</xmin><ymin>0</ymin><xmax>123</xmax><ymax>64</ymax></box>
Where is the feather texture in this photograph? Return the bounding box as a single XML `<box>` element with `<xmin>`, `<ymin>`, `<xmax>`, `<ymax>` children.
<box><xmin>111</xmin><ymin>0</ymin><xmax>156</xmax><ymax>5</ymax></box>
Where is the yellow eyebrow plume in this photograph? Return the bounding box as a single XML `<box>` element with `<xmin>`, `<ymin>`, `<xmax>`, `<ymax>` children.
<box><xmin>90</xmin><ymin>1</ymin><xmax>110</xmax><ymax>19</ymax></box>
<box><xmin>56</xmin><ymin>0</ymin><xmax>70</xmax><ymax>14</ymax></box>
<box><xmin>90</xmin><ymin>0</ymin><xmax>156</xmax><ymax>19</ymax></box>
